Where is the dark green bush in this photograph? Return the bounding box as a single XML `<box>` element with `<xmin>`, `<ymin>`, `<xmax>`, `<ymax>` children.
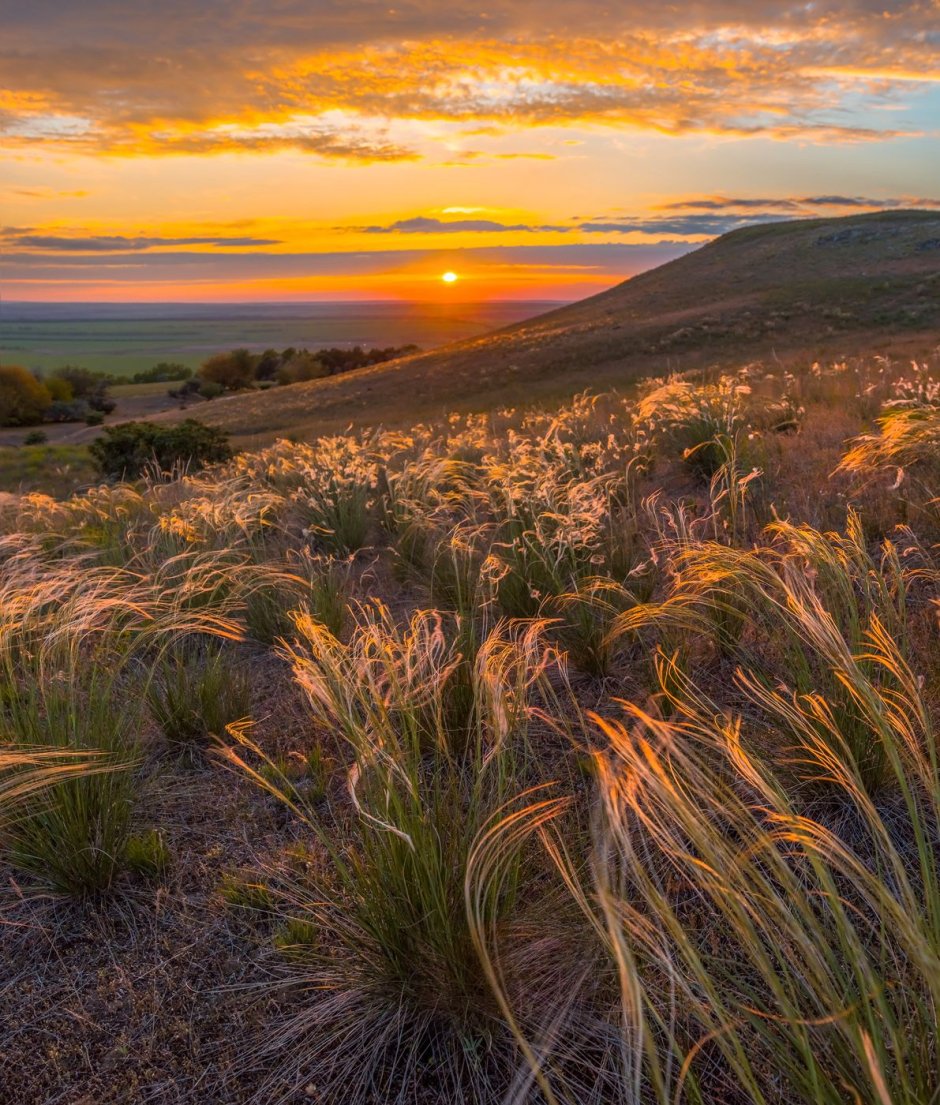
<box><xmin>46</xmin><ymin>399</ymin><xmax>91</xmax><ymax>423</ymax></box>
<box><xmin>198</xmin><ymin>380</ymin><xmax>224</xmax><ymax>400</ymax></box>
<box><xmin>89</xmin><ymin>419</ymin><xmax>232</xmax><ymax>479</ymax></box>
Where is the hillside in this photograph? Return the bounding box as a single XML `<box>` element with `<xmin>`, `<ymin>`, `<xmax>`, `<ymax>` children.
<box><xmin>164</xmin><ymin>209</ymin><xmax>940</xmax><ymax>445</ymax></box>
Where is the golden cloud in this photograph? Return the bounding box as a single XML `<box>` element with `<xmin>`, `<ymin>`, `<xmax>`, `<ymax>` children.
<box><xmin>1</xmin><ymin>3</ymin><xmax>937</xmax><ymax>158</ymax></box>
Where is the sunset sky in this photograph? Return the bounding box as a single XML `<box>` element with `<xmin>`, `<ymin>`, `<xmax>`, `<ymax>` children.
<box><xmin>2</xmin><ymin>0</ymin><xmax>938</xmax><ymax>301</ymax></box>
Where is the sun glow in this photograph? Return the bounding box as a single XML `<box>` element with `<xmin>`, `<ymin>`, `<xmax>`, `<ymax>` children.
<box><xmin>441</xmin><ymin>271</ymin><xmax>459</xmax><ymax>283</ymax></box>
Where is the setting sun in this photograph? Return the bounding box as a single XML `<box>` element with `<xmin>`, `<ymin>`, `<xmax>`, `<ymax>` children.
<box><xmin>441</xmin><ymin>271</ymin><xmax>459</xmax><ymax>284</ymax></box>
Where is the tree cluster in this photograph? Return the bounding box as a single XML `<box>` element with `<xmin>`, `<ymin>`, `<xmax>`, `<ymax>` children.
<box><xmin>170</xmin><ymin>344</ymin><xmax>420</xmax><ymax>401</ymax></box>
<box><xmin>0</xmin><ymin>364</ymin><xmax>116</xmax><ymax>428</ymax></box>
<box><xmin>43</xmin><ymin>365</ymin><xmax>117</xmax><ymax>423</ymax></box>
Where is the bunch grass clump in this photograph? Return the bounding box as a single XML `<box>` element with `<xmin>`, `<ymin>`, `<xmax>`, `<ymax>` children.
<box><xmin>838</xmin><ymin>405</ymin><xmax>940</xmax><ymax>507</ymax></box>
<box><xmin>1</xmin><ymin>662</ymin><xmax>141</xmax><ymax>895</ymax></box>
<box><xmin>219</xmin><ymin>612</ymin><xmax>566</xmax><ymax>1102</ymax></box>
<box><xmin>636</xmin><ymin>374</ymin><xmax>751</xmax><ymax>478</ymax></box>
<box><xmin>242</xmin><ymin>555</ymin><xmax>350</xmax><ymax>644</ymax></box>
<box><xmin>471</xmin><ymin>632</ymin><xmax>940</xmax><ymax>1105</ymax></box>
<box><xmin>147</xmin><ymin>639</ymin><xmax>251</xmax><ymax>752</ymax></box>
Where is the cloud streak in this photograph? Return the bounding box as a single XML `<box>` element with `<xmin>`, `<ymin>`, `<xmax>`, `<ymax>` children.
<box><xmin>4</xmin><ymin>2</ymin><xmax>937</xmax><ymax>299</ymax></box>
<box><xmin>0</xmin><ymin>231</ymin><xmax>283</xmax><ymax>252</ymax></box>
<box><xmin>354</xmin><ymin>217</ymin><xmax>570</xmax><ymax>234</ymax></box>
<box><xmin>0</xmin><ymin>242</ymin><xmax>693</xmax><ymax>284</ymax></box>
<box><xmin>660</xmin><ymin>195</ymin><xmax>940</xmax><ymax>212</ymax></box>
<box><xmin>340</xmin><ymin>199</ymin><xmax>940</xmax><ymax>239</ymax></box>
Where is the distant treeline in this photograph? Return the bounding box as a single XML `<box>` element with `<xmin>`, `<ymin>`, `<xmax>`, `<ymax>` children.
<box><xmin>170</xmin><ymin>344</ymin><xmax>420</xmax><ymax>400</ymax></box>
<box><xmin>1</xmin><ymin>345</ymin><xmax>418</xmax><ymax>429</ymax></box>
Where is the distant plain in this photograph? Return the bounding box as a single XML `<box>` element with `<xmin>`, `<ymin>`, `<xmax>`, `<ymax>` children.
<box><xmin>0</xmin><ymin>300</ymin><xmax>563</xmax><ymax>376</ymax></box>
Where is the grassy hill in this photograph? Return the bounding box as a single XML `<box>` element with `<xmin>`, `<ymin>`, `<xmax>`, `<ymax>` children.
<box><xmin>161</xmin><ymin>210</ymin><xmax>940</xmax><ymax>446</ymax></box>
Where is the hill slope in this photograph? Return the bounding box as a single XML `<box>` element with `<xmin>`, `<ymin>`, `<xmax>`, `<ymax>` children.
<box><xmin>163</xmin><ymin>210</ymin><xmax>940</xmax><ymax>446</ymax></box>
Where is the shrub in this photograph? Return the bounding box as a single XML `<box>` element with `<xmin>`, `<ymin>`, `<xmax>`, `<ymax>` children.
<box><xmin>0</xmin><ymin>365</ymin><xmax>52</xmax><ymax>426</ymax></box>
<box><xmin>168</xmin><ymin>378</ymin><xmax>202</xmax><ymax>400</ymax></box>
<box><xmin>199</xmin><ymin>348</ymin><xmax>257</xmax><ymax>391</ymax></box>
<box><xmin>45</xmin><ymin>398</ymin><xmax>91</xmax><ymax>423</ymax></box>
<box><xmin>254</xmin><ymin>349</ymin><xmax>283</xmax><ymax>382</ymax></box>
<box><xmin>315</xmin><ymin>344</ymin><xmax>419</xmax><ymax>375</ymax></box>
<box><xmin>23</xmin><ymin>429</ymin><xmax>47</xmax><ymax>446</ymax></box>
<box><xmin>92</xmin><ymin>392</ymin><xmax>116</xmax><ymax>414</ymax></box>
<box><xmin>89</xmin><ymin>419</ymin><xmax>232</xmax><ymax>479</ymax></box>
<box><xmin>49</xmin><ymin>365</ymin><xmax>104</xmax><ymax>398</ymax></box>
<box><xmin>85</xmin><ymin>411</ymin><xmax>105</xmax><ymax>427</ymax></box>
<box><xmin>49</xmin><ymin>365</ymin><xmax>114</xmax><ymax>412</ymax></box>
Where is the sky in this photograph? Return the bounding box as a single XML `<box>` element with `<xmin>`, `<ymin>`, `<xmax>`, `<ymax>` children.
<box><xmin>1</xmin><ymin>0</ymin><xmax>938</xmax><ymax>302</ymax></box>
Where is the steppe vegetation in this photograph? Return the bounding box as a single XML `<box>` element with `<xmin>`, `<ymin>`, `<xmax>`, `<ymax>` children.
<box><xmin>0</xmin><ymin>353</ymin><xmax>938</xmax><ymax>1103</ymax></box>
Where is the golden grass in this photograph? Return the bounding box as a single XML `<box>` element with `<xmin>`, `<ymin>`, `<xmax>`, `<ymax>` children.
<box><xmin>0</xmin><ymin>353</ymin><xmax>938</xmax><ymax>1101</ymax></box>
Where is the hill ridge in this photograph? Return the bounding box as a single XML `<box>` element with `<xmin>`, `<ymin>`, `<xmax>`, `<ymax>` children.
<box><xmin>158</xmin><ymin>210</ymin><xmax>940</xmax><ymax>445</ymax></box>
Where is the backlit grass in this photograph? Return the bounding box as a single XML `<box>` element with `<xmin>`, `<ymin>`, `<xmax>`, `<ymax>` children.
<box><xmin>0</xmin><ymin>352</ymin><xmax>938</xmax><ymax>1101</ymax></box>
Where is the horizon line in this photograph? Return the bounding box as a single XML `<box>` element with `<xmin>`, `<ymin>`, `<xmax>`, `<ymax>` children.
<box><xmin>1</xmin><ymin>297</ymin><xmax>573</xmax><ymax>306</ymax></box>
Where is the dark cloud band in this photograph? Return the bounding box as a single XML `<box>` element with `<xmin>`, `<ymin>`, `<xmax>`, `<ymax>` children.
<box><xmin>337</xmin><ymin>199</ymin><xmax>940</xmax><ymax>239</ymax></box>
<box><xmin>1</xmin><ymin>232</ymin><xmax>283</xmax><ymax>252</ymax></box>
